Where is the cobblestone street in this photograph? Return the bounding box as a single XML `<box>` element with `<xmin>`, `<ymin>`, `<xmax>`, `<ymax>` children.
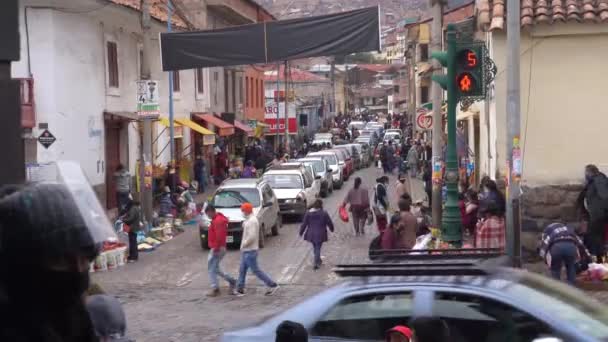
<box><xmin>94</xmin><ymin>166</ymin><xmax>608</xmax><ymax>341</ymax></box>
<box><xmin>94</xmin><ymin>166</ymin><xmax>383</xmax><ymax>341</ymax></box>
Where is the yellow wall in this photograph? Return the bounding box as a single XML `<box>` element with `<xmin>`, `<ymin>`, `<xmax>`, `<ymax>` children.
<box><xmin>492</xmin><ymin>24</ymin><xmax>608</xmax><ymax>186</ymax></box>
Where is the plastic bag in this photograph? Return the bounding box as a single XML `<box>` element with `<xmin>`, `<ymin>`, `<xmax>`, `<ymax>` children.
<box><xmin>339</xmin><ymin>205</ymin><xmax>349</xmax><ymax>223</ymax></box>
<box><xmin>366</xmin><ymin>210</ymin><xmax>374</xmax><ymax>225</ymax></box>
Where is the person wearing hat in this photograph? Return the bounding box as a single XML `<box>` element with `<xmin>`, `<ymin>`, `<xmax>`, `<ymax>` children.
<box><xmin>386</xmin><ymin>325</ymin><xmax>413</xmax><ymax>342</ymax></box>
<box><xmin>236</xmin><ymin>202</ymin><xmax>279</xmax><ymax>296</ymax></box>
<box><xmin>0</xmin><ymin>182</ymin><xmax>110</xmax><ymax>342</ymax></box>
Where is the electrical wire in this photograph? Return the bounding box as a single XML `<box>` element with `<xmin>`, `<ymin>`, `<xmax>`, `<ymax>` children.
<box><xmin>520</xmin><ymin>36</ymin><xmax>535</xmax><ymax>181</ymax></box>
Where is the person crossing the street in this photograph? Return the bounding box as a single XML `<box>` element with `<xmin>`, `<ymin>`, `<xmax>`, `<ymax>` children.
<box><xmin>236</xmin><ymin>202</ymin><xmax>280</xmax><ymax>296</ymax></box>
<box><xmin>299</xmin><ymin>199</ymin><xmax>334</xmax><ymax>270</ymax></box>
<box><xmin>205</xmin><ymin>204</ymin><xmax>237</xmax><ymax>297</ymax></box>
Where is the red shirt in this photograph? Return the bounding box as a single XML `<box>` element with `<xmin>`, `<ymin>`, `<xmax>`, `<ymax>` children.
<box><xmin>208</xmin><ymin>212</ymin><xmax>229</xmax><ymax>250</ymax></box>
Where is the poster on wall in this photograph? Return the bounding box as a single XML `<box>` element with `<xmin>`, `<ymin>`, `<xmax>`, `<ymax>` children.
<box><xmin>264</xmin><ymin>99</ymin><xmax>297</xmax><ymax>134</ymax></box>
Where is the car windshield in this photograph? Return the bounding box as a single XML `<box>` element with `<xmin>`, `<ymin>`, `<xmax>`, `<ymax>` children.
<box><xmin>303</xmin><ymin>160</ymin><xmax>324</xmax><ymax>174</ymax></box>
<box><xmin>331</xmin><ymin>151</ymin><xmax>345</xmax><ymax>162</ymax></box>
<box><xmin>311</xmin><ymin>154</ymin><xmax>337</xmax><ymax>165</ymax></box>
<box><xmin>263</xmin><ymin>174</ymin><xmax>303</xmax><ymax>189</ymax></box>
<box><xmin>210</xmin><ymin>188</ymin><xmax>260</xmax><ymax>208</ymax></box>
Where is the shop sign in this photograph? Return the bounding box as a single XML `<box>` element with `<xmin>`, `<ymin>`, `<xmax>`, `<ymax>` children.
<box><xmin>203</xmin><ymin>134</ymin><xmax>216</xmax><ymax>146</ymax></box>
<box><xmin>136</xmin><ymin>80</ymin><xmax>160</xmax><ymax>118</ymax></box>
<box><xmin>38</xmin><ymin>129</ymin><xmax>56</xmax><ymax>149</ymax></box>
<box><xmin>174</xmin><ymin>126</ymin><xmax>183</xmax><ymax>138</ymax></box>
<box><xmin>264</xmin><ymin>118</ymin><xmax>298</xmax><ymax>135</ymax></box>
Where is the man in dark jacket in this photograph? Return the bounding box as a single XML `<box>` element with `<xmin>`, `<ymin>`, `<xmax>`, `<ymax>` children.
<box><xmin>121</xmin><ymin>198</ymin><xmax>142</xmax><ymax>262</ymax></box>
<box><xmin>539</xmin><ymin>222</ymin><xmax>591</xmax><ymax>285</ymax></box>
<box><xmin>583</xmin><ymin>164</ymin><xmax>608</xmax><ymax>262</ymax></box>
<box><xmin>205</xmin><ymin>205</ymin><xmax>237</xmax><ymax>296</ymax></box>
<box><xmin>0</xmin><ymin>182</ymin><xmax>105</xmax><ymax>342</ymax></box>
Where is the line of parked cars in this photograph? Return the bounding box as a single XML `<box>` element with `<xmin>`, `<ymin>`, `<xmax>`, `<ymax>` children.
<box><xmin>198</xmin><ymin>134</ymin><xmax>373</xmax><ymax>250</ymax></box>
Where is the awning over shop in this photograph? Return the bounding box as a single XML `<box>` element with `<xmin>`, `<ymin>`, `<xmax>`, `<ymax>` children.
<box><xmin>234</xmin><ymin>120</ymin><xmax>254</xmax><ymax>136</ymax></box>
<box><xmin>175</xmin><ymin>118</ymin><xmax>216</xmax><ymax>145</ymax></box>
<box><xmin>158</xmin><ymin>117</ymin><xmax>181</xmax><ymax>127</ymax></box>
<box><xmin>195</xmin><ymin>114</ymin><xmax>235</xmax><ymax>136</ymax></box>
<box><xmin>175</xmin><ymin>118</ymin><xmax>214</xmax><ymax>135</ymax></box>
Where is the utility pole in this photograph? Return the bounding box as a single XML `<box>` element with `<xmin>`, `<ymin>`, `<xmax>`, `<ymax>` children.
<box><xmin>430</xmin><ymin>0</ymin><xmax>444</xmax><ymax>228</ymax></box>
<box><xmin>506</xmin><ymin>0</ymin><xmax>522</xmax><ymax>266</ymax></box>
<box><xmin>284</xmin><ymin>60</ymin><xmax>289</xmax><ymax>153</ymax></box>
<box><xmin>140</xmin><ymin>0</ymin><xmax>153</xmax><ymax>223</ymax></box>
<box><xmin>330</xmin><ymin>58</ymin><xmax>336</xmax><ymax>118</ymax></box>
<box><xmin>0</xmin><ymin>1</ymin><xmax>23</xmax><ymax>186</ymax></box>
<box><xmin>275</xmin><ymin>62</ymin><xmax>280</xmax><ymax>150</ymax></box>
<box><xmin>167</xmin><ymin>1</ymin><xmax>176</xmax><ymax>178</ymax></box>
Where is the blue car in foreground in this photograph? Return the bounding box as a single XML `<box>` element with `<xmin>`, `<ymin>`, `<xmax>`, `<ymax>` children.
<box><xmin>223</xmin><ymin>253</ymin><xmax>608</xmax><ymax>342</ymax></box>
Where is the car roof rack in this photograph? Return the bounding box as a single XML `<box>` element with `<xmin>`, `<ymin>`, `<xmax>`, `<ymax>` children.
<box><xmin>335</xmin><ymin>249</ymin><xmax>507</xmax><ymax>277</ymax></box>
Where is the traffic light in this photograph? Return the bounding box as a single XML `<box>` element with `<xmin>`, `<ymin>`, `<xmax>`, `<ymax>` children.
<box><xmin>454</xmin><ymin>45</ymin><xmax>484</xmax><ymax>98</ymax></box>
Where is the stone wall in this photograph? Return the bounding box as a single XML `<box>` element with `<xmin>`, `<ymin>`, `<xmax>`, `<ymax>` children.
<box><xmin>519</xmin><ymin>183</ymin><xmax>584</xmax><ymax>252</ymax></box>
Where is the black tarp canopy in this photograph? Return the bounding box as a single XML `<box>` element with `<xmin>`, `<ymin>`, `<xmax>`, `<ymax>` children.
<box><xmin>160</xmin><ymin>7</ymin><xmax>380</xmax><ymax>71</ymax></box>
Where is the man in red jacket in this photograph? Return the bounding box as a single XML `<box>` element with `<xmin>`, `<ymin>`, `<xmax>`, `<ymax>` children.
<box><xmin>205</xmin><ymin>204</ymin><xmax>237</xmax><ymax>297</ymax></box>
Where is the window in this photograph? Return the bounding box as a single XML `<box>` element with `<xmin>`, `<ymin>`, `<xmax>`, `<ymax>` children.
<box><xmin>213</xmin><ymin>71</ymin><xmax>218</xmax><ymax>105</ymax></box>
<box><xmin>421</xmin><ymin>86</ymin><xmax>429</xmax><ymax>104</ymax></box>
<box><xmin>393</xmin><ymin>85</ymin><xmax>400</xmax><ymax>93</ymax></box>
<box><xmin>311</xmin><ymin>292</ymin><xmax>414</xmax><ymax>340</ymax></box>
<box><xmin>210</xmin><ymin>189</ymin><xmax>261</xmax><ymax>208</ymax></box>
<box><xmin>432</xmin><ymin>292</ymin><xmax>558</xmax><ymax>342</ymax></box>
<box><xmin>263</xmin><ymin>174</ymin><xmax>304</xmax><ymax>189</ymax></box>
<box><xmin>172</xmin><ymin>71</ymin><xmax>180</xmax><ymax>92</ymax></box>
<box><xmin>139</xmin><ymin>48</ymin><xmax>144</xmax><ymax>79</ymax></box>
<box><xmin>302</xmin><ymin>170</ymin><xmax>313</xmax><ymax>188</ymax></box>
<box><xmin>262</xmin><ymin>185</ymin><xmax>274</xmax><ymax>204</ymax></box>
<box><xmin>419</xmin><ymin>43</ymin><xmax>429</xmax><ymax>61</ymax></box>
<box><xmin>245</xmin><ymin>76</ymin><xmax>249</xmax><ymax>107</ymax></box>
<box><xmin>255</xmin><ymin>79</ymin><xmax>259</xmax><ymax>108</ymax></box>
<box><xmin>260</xmin><ymin>80</ymin><xmax>264</xmax><ymax>107</ymax></box>
<box><xmin>106</xmin><ymin>41</ymin><xmax>119</xmax><ymax>88</ymax></box>
<box><xmin>196</xmin><ymin>69</ymin><xmax>204</xmax><ymax>94</ymax></box>
<box><xmin>238</xmin><ymin>76</ymin><xmax>243</xmax><ymax>104</ymax></box>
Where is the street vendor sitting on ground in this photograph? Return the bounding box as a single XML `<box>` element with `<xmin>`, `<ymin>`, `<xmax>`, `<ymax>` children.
<box><xmin>539</xmin><ymin>221</ymin><xmax>591</xmax><ymax>285</ymax></box>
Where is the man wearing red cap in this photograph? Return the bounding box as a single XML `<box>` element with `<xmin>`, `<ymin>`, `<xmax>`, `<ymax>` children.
<box><xmin>386</xmin><ymin>325</ymin><xmax>413</xmax><ymax>342</ymax></box>
<box><xmin>235</xmin><ymin>202</ymin><xmax>279</xmax><ymax>296</ymax></box>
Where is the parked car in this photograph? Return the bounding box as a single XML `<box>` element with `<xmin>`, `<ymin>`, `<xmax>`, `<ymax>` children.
<box><xmin>345</xmin><ymin>143</ymin><xmax>368</xmax><ymax>168</ymax></box>
<box><xmin>307</xmin><ymin>151</ymin><xmax>343</xmax><ymax>189</ymax></box>
<box><xmin>199</xmin><ymin>178</ymin><xmax>280</xmax><ymax>249</ymax></box>
<box><xmin>263</xmin><ymin>168</ymin><xmax>317</xmax><ymax>217</ymax></box>
<box><xmin>328</xmin><ymin>148</ymin><xmax>352</xmax><ymax>181</ymax></box>
<box><xmin>335</xmin><ymin>144</ymin><xmax>361</xmax><ymax>170</ymax></box>
<box><xmin>272</xmin><ymin>162</ymin><xmax>322</xmax><ymax>200</ymax></box>
<box><xmin>222</xmin><ymin>255</ymin><xmax>608</xmax><ymax>342</ymax></box>
<box><xmin>297</xmin><ymin>157</ymin><xmax>333</xmax><ymax>197</ymax></box>
<box><xmin>355</xmin><ymin>141</ymin><xmax>373</xmax><ymax>166</ymax></box>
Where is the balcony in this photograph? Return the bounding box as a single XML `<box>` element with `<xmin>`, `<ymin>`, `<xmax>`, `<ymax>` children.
<box><xmin>17</xmin><ymin>78</ymin><xmax>35</xmax><ymax>129</ymax></box>
<box><xmin>207</xmin><ymin>0</ymin><xmax>257</xmax><ymax>25</ymax></box>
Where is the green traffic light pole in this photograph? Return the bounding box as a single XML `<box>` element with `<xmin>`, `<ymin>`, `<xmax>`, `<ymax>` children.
<box><xmin>431</xmin><ymin>24</ymin><xmax>462</xmax><ymax>246</ymax></box>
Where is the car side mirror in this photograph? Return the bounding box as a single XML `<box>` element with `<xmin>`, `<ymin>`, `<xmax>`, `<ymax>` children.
<box><xmin>263</xmin><ymin>201</ymin><xmax>273</xmax><ymax>208</ymax></box>
<box><xmin>315</xmin><ymin>175</ymin><xmax>321</xmax><ymax>180</ymax></box>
